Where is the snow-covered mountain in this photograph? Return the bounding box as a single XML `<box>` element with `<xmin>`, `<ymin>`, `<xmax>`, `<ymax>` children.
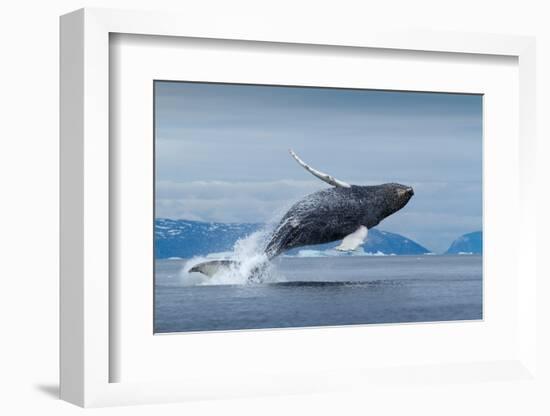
<box><xmin>445</xmin><ymin>231</ymin><xmax>482</xmax><ymax>254</ymax></box>
<box><xmin>155</xmin><ymin>219</ymin><xmax>260</xmax><ymax>259</ymax></box>
<box><xmin>155</xmin><ymin>219</ymin><xmax>431</xmax><ymax>259</ymax></box>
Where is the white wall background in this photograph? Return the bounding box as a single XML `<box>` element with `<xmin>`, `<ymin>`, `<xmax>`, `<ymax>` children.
<box><xmin>0</xmin><ymin>1</ymin><xmax>548</xmax><ymax>415</ymax></box>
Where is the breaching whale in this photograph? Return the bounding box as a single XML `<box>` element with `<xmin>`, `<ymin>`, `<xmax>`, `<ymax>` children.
<box><xmin>189</xmin><ymin>150</ymin><xmax>414</xmax><ymax>277</ymax></box>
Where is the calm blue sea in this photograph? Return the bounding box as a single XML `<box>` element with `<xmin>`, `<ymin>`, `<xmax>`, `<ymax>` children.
<box><xmin>154</xmin><ymin>255</ymin><xmax>482</xmax><ymax>333</ymax></box>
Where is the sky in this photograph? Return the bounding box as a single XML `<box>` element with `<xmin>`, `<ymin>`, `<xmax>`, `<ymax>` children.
<box><xmin>155</xmin><ymin>81</ymin><xmax>482</xmax><ymax>253</ymax></box>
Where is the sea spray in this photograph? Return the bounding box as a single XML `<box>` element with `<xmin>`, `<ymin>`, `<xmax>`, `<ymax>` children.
<box><xmin>180</xmin><ymin>226</ymin><xmax>285</xmax><ymax>285</ymax></box>
<box><xmin>179</xmin><ymin>199</ymin><xmax>298</xmax><ymax>285</ymax></box>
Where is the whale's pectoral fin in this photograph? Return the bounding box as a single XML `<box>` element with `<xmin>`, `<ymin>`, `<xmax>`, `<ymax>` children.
<box><xmin>289</xmin><ymin>149</ymin><xmax>351</xmax><ymax>188</ymax></box>
<box><xmin>336</xmin><ymin>225</ymin><xmax>368</xmax><ymax>251</ymax></box>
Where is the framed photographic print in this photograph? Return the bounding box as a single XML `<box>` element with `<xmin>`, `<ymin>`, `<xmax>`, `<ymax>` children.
<box><xmin>153</xmin><ymin>81</ymin><xmax>483</xmax><ymax>334</ymax></box>
<box><xmin>60</xmin><ymin>8</ymin><xmax>538</xmax><ymax>408</ymax></box>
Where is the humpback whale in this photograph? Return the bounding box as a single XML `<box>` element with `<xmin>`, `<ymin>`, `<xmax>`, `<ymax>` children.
<box><xmin>189</xmin><ymin>150</ymin><xmax>414</xmax><ymax>277</ymax></box>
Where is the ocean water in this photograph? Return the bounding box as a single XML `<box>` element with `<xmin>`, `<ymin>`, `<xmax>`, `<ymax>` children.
<box><xmin>154</xmin><ymin>255</ymin><xmax>482</xmax><ymax>333</ymax></box>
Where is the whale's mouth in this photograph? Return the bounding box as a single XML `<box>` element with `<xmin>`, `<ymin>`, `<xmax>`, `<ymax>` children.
<box><xmin>398</xmin><ymin>187</ymin><xmax>414</xmax><ymax>198</ymax></box>
<box><xmin>395</xmin><ymin>186</ymin><xmax>414</xmax><ymax>212</ymax></box>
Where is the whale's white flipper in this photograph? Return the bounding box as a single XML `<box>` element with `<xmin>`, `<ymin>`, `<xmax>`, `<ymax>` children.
<box><xmin>289</xmin><ymin>149</ymin><xmax>351</xmax><ymax>188</ymax></box>
<box><xmin>336</xmin><ymin>225</ymin><xmax>368</xmax><ymax>251</ymax></box>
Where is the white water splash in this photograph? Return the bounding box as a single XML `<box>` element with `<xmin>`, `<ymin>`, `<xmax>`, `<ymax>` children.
<box><xmin>180</xmin><ymin>227</ymin><xmax>285</xmax><ymax>286</ymax></box>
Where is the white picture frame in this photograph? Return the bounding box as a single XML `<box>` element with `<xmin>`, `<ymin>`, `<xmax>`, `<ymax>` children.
<box><xmin>60</xmin><ymin>8</ymin><xmax>538</xmax><ymax>408</ymax></box>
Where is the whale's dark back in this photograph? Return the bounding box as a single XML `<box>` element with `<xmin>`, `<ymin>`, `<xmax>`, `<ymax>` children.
<box><xmin>264</xmin><ymin>184</ymin><xmax>413</xmax><ymax>258</ymax></box>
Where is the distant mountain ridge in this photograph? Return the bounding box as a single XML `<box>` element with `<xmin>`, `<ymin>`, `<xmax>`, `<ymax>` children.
<box><xmin>284</xmin><ymin>229</ymin><xmax>429</xmax><ymax>256</ymax></box>
<box><xmin>445</xmin><ymin>231</ymin><xmax>482</xmax><ymax>254</ymax></box>
<box><xmin>155</xmin><ymin>219</ymin><xmax>260</xmax><ymax>259</ymax></box>
<box><xmin>155</xmin><ymin>218</ymin><xmax>431</xmax><ymax>259</ymax></box>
